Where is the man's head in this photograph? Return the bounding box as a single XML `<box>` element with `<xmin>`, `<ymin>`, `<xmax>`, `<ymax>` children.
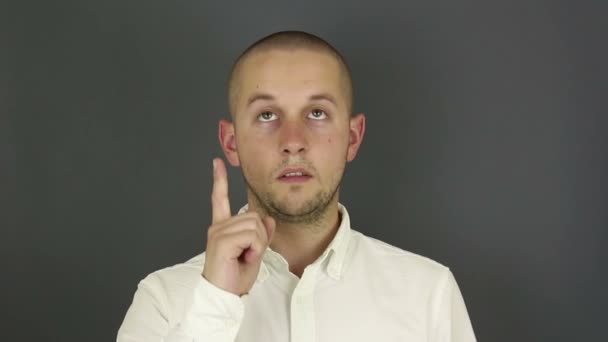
<box><xmin>228</xmin><ymin>31</ymin><xmax>354</xmax><ymax>117</ymax></box>
<box><xmin>219</xmin><ymin>31</ymin><xmax>365</xmax><ymax>225</ymax></box>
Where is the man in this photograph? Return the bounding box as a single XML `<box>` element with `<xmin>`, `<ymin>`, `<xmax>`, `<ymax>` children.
<box><xmin>117</xmin><ymin>30</ymin><xmax>476</xmax><ymax>342</ymax></box>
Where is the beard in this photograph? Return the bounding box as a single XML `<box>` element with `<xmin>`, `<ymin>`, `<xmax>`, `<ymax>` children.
<box><xmin>242</xmin><ymin>161</ymin><xmax>344</xmax><ymax>226</ymax></box>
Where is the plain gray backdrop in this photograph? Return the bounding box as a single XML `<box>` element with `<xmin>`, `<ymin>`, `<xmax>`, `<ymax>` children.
<box><xmin>5</xmin><ymin>0</ymin><xmax>607</xmax><ymax>341</ymax></box>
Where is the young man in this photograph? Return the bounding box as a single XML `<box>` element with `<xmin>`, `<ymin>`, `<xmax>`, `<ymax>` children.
<box><xmin>117</xmin><ymin>31</ymin><xmax>476</xmax><ymax>342</ymax></box>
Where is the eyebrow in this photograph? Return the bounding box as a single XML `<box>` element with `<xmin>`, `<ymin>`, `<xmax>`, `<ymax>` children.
<box><xmin>310</xmin><ymin>93</ymin><xmax>338</xmax><ymax>107</ymax></box>
<box><xmin>246</xmin><ymin>92</ymin><xmax>338</xmax><ymax>108</ymax></box>
<box><xmin>246</xmin><ymin>93</ymin><xmax>275</xmax><ymax>107</ymax></box>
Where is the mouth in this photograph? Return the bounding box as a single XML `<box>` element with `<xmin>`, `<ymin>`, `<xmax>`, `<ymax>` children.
<box><xmin>277</xmin><ymin>167</ymin><xmax>313</xmax><ymax>183</ymax></box>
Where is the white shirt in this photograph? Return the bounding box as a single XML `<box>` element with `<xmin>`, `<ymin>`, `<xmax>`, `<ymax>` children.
<box><xmin>117</xmin><ymin>203</ymin><xmax>476</xmax><ymax>342</ymax></box>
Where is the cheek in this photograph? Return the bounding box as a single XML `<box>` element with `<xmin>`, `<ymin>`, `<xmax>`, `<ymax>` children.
<box><xmin>317</xmin><ymin>131</ymin><xmax>348</xmax><ymax>165</ymax></box>
<box><xmin>240</xmin><ymin>144</ymin><xmax>268</xmax><ymax>167</ymax></box>
<box><xmin>321</xmin><ymin>126</ymin><xmax>348</xmax><ymax>149</ymax></box>
<box><xmin>237</xmin><ymin>130</ymin><xmax>265</xmax><ymax>153</ymax></box>
<box><xmin>237</xmin><ymin>133</ymin><xmax>276</xmax><ymax>174</ymax></box>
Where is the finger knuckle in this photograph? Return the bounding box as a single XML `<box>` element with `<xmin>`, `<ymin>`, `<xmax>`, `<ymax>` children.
<box><xmin>244</xmin><ymin>212</ymin><xmax>261</xmax><ymax>220</ymax></box>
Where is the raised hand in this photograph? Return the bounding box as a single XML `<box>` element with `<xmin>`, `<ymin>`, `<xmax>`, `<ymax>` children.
<box><xmin>201</xmin><ymin>158</ymin><xmax>276</xmax><ymax>296</ymax></box>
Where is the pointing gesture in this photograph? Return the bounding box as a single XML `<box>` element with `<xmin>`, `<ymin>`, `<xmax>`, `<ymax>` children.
<box><xmin>202</xmin><ymin>158</ymin><xmax>276</xmax><ymax>296</ymax></box>
<box><xmin>211</xmin><ymin>158</ymin><xmax>231</xmax><ymax>224</ymax></box>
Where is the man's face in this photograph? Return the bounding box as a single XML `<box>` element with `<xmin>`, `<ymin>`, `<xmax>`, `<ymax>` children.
<box><xmin>221</xmin><ymin>48</ymin><xmax>364</xmax><ymax>222</ymax></box>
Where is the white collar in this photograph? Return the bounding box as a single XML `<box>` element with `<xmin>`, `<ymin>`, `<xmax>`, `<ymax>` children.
<box><xmin>236</xmin><ymin>203</ymin><xmax>352</xmax><ymax>281</ymax></box>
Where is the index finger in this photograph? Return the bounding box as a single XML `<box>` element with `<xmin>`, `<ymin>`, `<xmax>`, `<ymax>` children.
<box><xmin>211</xmin><ymin>158</ymin><xmax>231</xmax><ymax>223</ymax></box>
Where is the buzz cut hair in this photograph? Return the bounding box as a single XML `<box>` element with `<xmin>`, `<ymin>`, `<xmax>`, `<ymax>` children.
<box><xmin>227</xmin><ymin>30</ymin><xmax>353</xmax><ymax>117</ymax></box>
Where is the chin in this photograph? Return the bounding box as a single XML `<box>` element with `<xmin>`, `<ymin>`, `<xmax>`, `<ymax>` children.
<box><xmin>276</xmin><ymin>200</ymin><xmax>316</xmax><ymax>215</ymax></box>
<box><xmin>274</xmin><ymin>189</ymin><xmax>334</xmax><ymax>215</ymax></box>
<box><xmin>268</xmin><ymin>195</ymin><xmax>334</xmax><ymax>224</ymax></box>
<box><xmin>245</xmin><ymin>176</ymin><xmax>338</xmax><ymax>221</ymax></box>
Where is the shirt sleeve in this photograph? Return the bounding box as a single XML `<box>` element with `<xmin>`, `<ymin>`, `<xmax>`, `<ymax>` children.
<box><xmin>117</xmin><ymin>273</ymin><xmax>246</xmax><ymax>342</ymax></box>
<box><xmin>428</xmin><ymin>268</ymin><xmax>477</xmax><ymax>342</ymax></box>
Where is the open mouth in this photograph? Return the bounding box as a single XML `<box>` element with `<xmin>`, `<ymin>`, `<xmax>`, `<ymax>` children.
<box><xmin>278</xmin><ymin>168</ymin><xmax>313</xmax><ymax>182</ymax></box>
<box><xmin>279</xmin><ymin>174</ymin><xmax>312</xmax><ymax>183</ymax></box>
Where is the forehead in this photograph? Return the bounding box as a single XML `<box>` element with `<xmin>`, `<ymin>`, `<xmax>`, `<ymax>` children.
<box><xmin>234</xmin><ymin>48</ymin><xmax>348</xmax><ymax>108</ymax></box>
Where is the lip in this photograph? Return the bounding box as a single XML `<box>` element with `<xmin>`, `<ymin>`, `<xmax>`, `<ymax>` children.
<box><xmin>278</xmin><ymin>175</ymin><xmax>311</xmax><ymax>183</ymax></box>
<box><xmin>277</xmin><ymin>167</ymin><xmax>313</xmax><ymax>182</ymax></box>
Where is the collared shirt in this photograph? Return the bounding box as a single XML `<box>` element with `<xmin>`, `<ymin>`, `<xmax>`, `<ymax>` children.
<box><xmin>117</xmin><ymin>203</ymin><xmax>476</xmax><ymax>342</ymax></box>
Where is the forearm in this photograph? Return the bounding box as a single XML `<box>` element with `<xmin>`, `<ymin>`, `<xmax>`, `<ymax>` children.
<box><xmin>117</xmin><ymin>274</ymin><xmax>246</xmax><ymax>342</ymax></box>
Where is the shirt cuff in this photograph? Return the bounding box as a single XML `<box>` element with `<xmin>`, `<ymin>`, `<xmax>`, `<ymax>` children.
<box><xmin>179</xmin><ymin>275</ymin><xmax>248</xmax><ymax>338</ymax></box>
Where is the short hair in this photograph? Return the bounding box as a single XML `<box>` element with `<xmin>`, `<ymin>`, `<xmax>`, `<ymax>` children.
<box><xmin>227</xmin><ymin>31</ymin><xmax>353</xmax><ymax>117</ymax></box>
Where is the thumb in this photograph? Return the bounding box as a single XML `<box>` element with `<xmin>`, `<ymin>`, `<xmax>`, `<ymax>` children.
<box><xmin>263</xmin><ymin>216</ymin><xmax>276</xmax><ymax>244</ymax></box>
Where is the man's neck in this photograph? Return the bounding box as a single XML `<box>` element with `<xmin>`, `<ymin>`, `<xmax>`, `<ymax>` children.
<box><xmin>248</xmin><ymin>200</ymin><xmax>342</xmax><ymax>278</ymax></box>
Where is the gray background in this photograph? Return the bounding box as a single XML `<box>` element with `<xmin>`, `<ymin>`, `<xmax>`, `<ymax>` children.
<box><xmin>5</xmin><ymin>0</ymin><xmax>607</xmax><ymax>341</ymax></box>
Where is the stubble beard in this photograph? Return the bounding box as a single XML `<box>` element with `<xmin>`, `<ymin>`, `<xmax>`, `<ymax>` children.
<box><xmin>243</xmin><ymin>166</ymin><xmax>344</xmax><ymax>226</ymax></box>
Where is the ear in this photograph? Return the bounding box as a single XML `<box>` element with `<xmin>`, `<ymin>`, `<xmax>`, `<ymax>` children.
<box><xmin>347</xmin><ymin>113</ymin><xmax>366</xmax><ymax>162</ymax></box>
<box><xmin>219</xmin><ymin>119</ymin><xmax>240</xmax><ymax>166</ymax></box>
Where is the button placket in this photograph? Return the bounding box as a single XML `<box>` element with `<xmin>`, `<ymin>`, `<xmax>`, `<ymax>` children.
<box><xmin>290</xmin><ymin>266</ymin><xmax>318</xmax><ymax>342</ymax></box>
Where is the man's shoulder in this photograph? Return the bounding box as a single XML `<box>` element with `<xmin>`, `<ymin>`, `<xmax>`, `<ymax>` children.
<box><xmin>137</xmin><ymin>252</ymin><xmax>208</xmax><ymax>291</ymax></box>
<box><xmin>349</xmin><ymin>229</ymin><xmax>450</xmax><ymax>278</ymax></box>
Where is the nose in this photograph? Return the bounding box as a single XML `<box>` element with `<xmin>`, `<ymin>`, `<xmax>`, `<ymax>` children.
<box><xmin>279</xmin><ymin>119</ymin><xmax>308</xmax><ymax>156</ymax></box>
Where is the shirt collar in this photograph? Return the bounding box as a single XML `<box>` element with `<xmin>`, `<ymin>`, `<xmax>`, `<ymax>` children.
<box><xmin>236</xmin><ymin>202</ymin><xmax>352</xmax><ymax>282</ymax></box>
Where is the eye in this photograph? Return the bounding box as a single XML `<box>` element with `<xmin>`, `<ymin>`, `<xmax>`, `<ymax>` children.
<box><xmin>308</xmin><ymin>109</ymin><xmax>327</xmax><ymax>120</ymax></box>
<box><xmin>258</xmin><ymin>111</ymin><xmax>278</xmax><ymax>122</ymax></box>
